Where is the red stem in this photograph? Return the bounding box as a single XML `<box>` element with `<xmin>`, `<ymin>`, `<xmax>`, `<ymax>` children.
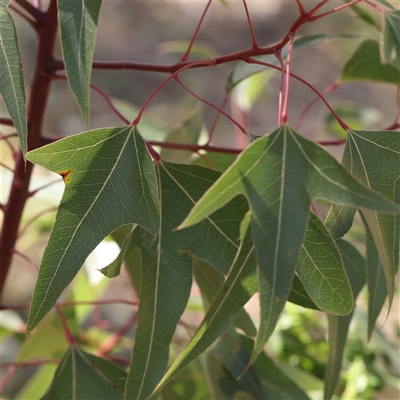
<box><xmin>132</xmin><ymin>60</ymin><xmax>215</xmax><ymax>126</ymax></box>
<box><xmin>15</xmin><ymin>0</ymin><xmax>45</xmax><ymax>21</ymax></box>
<box><xmin>55</xmin><ymin>303</ymin><xmax>74</xmax><ymax>344</ymax></box>
<box><xmin>206</xmin><ymin>95</ymin><xmax>229</xmax><ymax>145</ymax></box>
<box><xmin>0</xmin><ymin>0</ymin><xmax>59</xmax><ymax>300</ymax></box>
<box><xmin>295</xmin><ymin>0</ymin><xmax>306</xmax><ymax>14</ymax></box>
<box><xmin>175</xmin><ymin>76</ymin><xmax>247</xmax><ymax>134</ymax></box>
<box><xmin>364</xmin><ymin>0</ymin><xmax>386</xmax><ymax>12</ymax></box>
<box><xmin>242</xmin><ymin>0</ymin><xmax>259</xmax><ymax>48</ymax></box>
<box><xmin>0</xmin><ymin>118</ymin><xmax>15</xmax><ymax>126</ymax></box>
<box><xmin>281</xmin><ymin>33</ymin><xmax>295</xmax><ymax>124</ymax></box>
<box><xmin>308</xmin><ymin>0</ymin><xmax>364</xmax><ymax>21</ymax></box>
<box><xmin>181</xmin><ymin>0</ymin><xmax>213</xmax><ymax>62</ymax></box>
<box><xmin>9</xmin><ymin>3</ymin><xmax>37</xmax><ymax>29</ymax></box>
<box><xmin>296</xmin><ymin>80</ymin><xmax>339</xmax><ymax>130</ymax></box>
<box><xmin>275</xmin><ymin>50</ymin><xmax>285</xmax><ymax>126</ymax></box>
<box><xmin>246</xmin><ymin>58</ymin><xmax>349</xmax><ymax>130</ymax></box>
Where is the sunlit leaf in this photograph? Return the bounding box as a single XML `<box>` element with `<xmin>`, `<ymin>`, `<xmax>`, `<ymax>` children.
<box><xmin>326</xmin><ymin>129</ymin><xmax>400</xmax><ymax>306</ymax></box>
<box><xmin>381</xmin><ymin>10</ymin><xmax>400</xmax><ymax>68</ymax></box>
<box><xmin>180</xmin><ymin>125</ymin><xmax>399</xmax><ymax>365</ymax></box>
<box><xmin>340</xmin><ymin>40</ymin><xmax>400</xmax><ymax>86</ymax></box>
<box><xmin>25</xmin><ymin>126</ymin><xmax>159</xmax><ymax>333</ymax></box>
<box><xmin>0</xmin><ymin>0</ymin><xmax>27</xmax><ymax>155</ymax></box>
<box><xmin>58</xmin><ymin>0</ymin><xmax>102</xmax><ymax>125</ymax></box>
<box><xmin>297</xmin><ymin>212</ymin><xmax>353</xmax><ymax>315</ymax></box>
<box><xmin>324</xmin><ymin>240</ymin><xmax>366</xmax><ymax>400</ymax></box>
<box><xmin>42</xmin><ymin>345</ymin><xmax>126</xmax><ymax>399</ymax></box>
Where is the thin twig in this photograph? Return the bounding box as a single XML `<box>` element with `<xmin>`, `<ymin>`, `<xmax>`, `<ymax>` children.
<box><xmin>181</xmin><ymin>0</ymin><xmax>213</xmax><ymax>62</ymax></box>
<box><xmin>242</xmin><ymin>0</ymin><xmax>259</xmax><ymax>48</ymax></box>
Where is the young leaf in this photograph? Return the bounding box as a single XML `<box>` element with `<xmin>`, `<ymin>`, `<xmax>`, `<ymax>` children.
<box><xmin>324</xmin><ymin>240</ymin><xmax>366</xmax><ymax>400</ymax></box>
<box><xmin>296</xmin><ymin>212</ymin><xmax>353</xmax><ymax>315</ymax></box>
<box><xmin>123</xmin><ymin>162</ymin><xmax>248</xmax><ymax>400</ymax></box>
<box><xmin>179</xmin><ymin>125</ymin><xmax>399</xmax><ymax>365</ymax></box>
<box><xmin>381</xmin><ymin>10</ymin><xmax>400</xmax><ymax>68</ymax></box>
<box><xmin>0</xmin><ymin>0</ymin><xmax>27</xmax><ymax>155</ymax></box>
<box><xmin>25</xmin><ymin>126</ymin><xmax>159</xmax><ymax>333</ymax></box>
<box><xmin>58</xmin><ymin>0</ymin><xmax>102</xmax><ymax>125</ymax></box>
<box><xmin>153</xmin><ymin>214</ymin><xmax>258</xmax><ymax>394</ymax></box>
<box><xmin>42</xmin><ymin>345</ymin><xmax>126</xmax><ymax>399</ymax></box>
<box><xmin>327</xmin><ymin>129</ymin><xmax>400</xmax><ymax>306</ymax></box>
<box><xmin>340</xmin><ymin>40</ymin><xmax>400</xmax><ymax>86</ymax></box>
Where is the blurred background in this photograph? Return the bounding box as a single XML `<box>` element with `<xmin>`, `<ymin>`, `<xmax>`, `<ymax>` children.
<box><xmin>1</xmin><ymin>1</ymin><xmax>399</xmax><ymax>399</ymax></box>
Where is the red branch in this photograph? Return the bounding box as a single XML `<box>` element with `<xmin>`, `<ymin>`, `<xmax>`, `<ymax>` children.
<box><xmin>242</xmin><ymin>0</ymin><xmax>259</xmax><ymax>48</ymax></box>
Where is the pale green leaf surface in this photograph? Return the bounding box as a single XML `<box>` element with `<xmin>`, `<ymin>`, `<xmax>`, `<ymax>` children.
<box><xmin>288</xmin><ymin>274</ymin><xmax>319</xmax><ymax>310</ymax></box>
<box><xmin>153</xmin><ymin>215</ymin><xmax>257</xmax><ymax>393</ymax></box>
<box><xmin>124</xmin><ymin>162</ymin><xmax>248</xmax><ymax>400</ymax></box>
<box><xmin>328</xmin><ymin>130</ymin><xmax>399</xmax><ymax>305</ymax></box>
<box><xmin>15</xmin><ymin>364</ymin><xmax>58</xmax><ymax>400</ymax></box>
<box><xmin>227</xmin><ymin>34</ymin><xmax>352</xmax><ymax>91</ymax></box>
<box><xmin>58</xmin><ymin>0</ymin><xmax>102</xmax><ymax>125</ymax></box>
<box><xmin>25</xmin><ymin>126</ymin><xmax>159</xmax><ymax>333</ymax></box>
<box><xmin>42</xmin><ymin>345</ymin><xmax>126</xmax><ymax>399</ymax></box>
<box><xmin>180</xmin><ymin>125</ymin><xmax>398</xmax><ymax>364</ymax></box>
<box><xmin>324</xmin><ymin>240</ymin><xmax>366</xmax><ymax>400</ymax></box>
<box><xmin>381</xmin><ymin>10</ymin><xmax>400</xmax><ymax>68</ymax></box>
<box><xmin>297</xmin><ymin>212</ymin><xmax>353</xmax><ymax>315</ymax></box>
<box><xmin>0</xmin><ymin>0</ymin><xmax>27</xmax><ymax>155</ymax></box>
<box><xmin>340</xmin><ymin>40</ymin><xmax>400</xmax><ymax>85</ymax></box>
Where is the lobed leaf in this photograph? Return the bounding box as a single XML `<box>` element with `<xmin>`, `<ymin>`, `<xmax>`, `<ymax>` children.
<box><xmin>0</xmin><ymin>0</ymin><xmax>27</xmax><ymax>155</ymax></box>
<box><xmin>180</xmin><ymin>125</ymin><xmax>399</xmax><ymax>365</ymax></box>
<box><xmin>58</xmin><ymin>0</ymin><xmax>102</xmax><ymax>125</ymax></box>
<box><xmin>25</xmin><ymin>126</ymin><xmax>159</xmax><ymax>333</ymax></box>
<box><xmin>42</xmin><ymin>345</ymin><xmax>126</xmax><ymax>399</ymax></box>
<box><xmin>327</xmin><ymin>129</ymin><xmax>400</xmax><ymax>306</ymax></box>
<box><xmin>324</xmin><ymin>240</ymin><xmax>366</xmax><ymax>400</ymax></box>
<box><xmin>340</xmin><ymin>40</ymin><xmax>400</xmax><ymax>86</ymax></box>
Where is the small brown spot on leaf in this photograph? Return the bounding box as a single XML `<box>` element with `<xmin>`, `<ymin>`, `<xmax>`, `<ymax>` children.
<box><xmin>58</xmin><ymin>169</ymin><xmax>73</xmax><ymax>184</ymax></box>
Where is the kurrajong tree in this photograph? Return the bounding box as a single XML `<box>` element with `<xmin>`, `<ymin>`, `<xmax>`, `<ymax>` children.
<box><xmin>1</xmin><ymin>0</ymin><xmax>399</xmax><ymax>399</ymax></box>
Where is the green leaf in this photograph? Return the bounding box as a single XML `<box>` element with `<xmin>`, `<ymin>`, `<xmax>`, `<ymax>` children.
<box><xmin>288</xmin><ymin>274</ymin><xmax>319</xmax><ymax>310</ymax></box>
<box><xmin>25</xmin><ymin>126</ymin><xmax>159</xmax><ymax>333</ymax></box>
<box><xmin>227</xmin><ymin>34</ymin><xmax>353</xmax><ymax>91</ymax></box>
<box><xmin>237</xmin><ymin>335</ymin><xmax>311</xmax><ymax>400</ymax></box>
<box><xmin>297</xmin><ymin>212</ymin><xmax>353</xmax><ymax>315</ymax></box>
<box><xmin>381</xmin><ymin>10</ymin><xmax>400</xmax><ymax>68</ymax></box>
<box><xmin>161</xmin><ymin>106</ymin><xmax>203</xmax><ymax>163</ymax></box>
<box><xmin>324</xmin><ymin>240</ymin><xmax>366</xmax><ymax>400</ymax></box>
<box><xmin>193</xmin><ymin>258</ymin><xmax>257</xmax><ymax>338</ymax></box>
<box><xmin>340</xmin><ymin>40</ymin><xmax>400</xmax><ymax>86</ymax></box>
<box><xmin>153</xmin><ymin>214</ymin><xmax>258</xmax><ymax>393</ymax></box>
<box><xmin>180</xmin><ymin>125</ymin><xmax>399</xmax><ymax>364</ymax></box>
<box><xmin>0</xmin><ymin>0</ymin><xmax>27</xmax><ymax>155</ymax></box>
<box><xmin>327</xmin><ymin>129</ymin><xmax>400</xmax><ymax>306</ymax></box>
<box><xmin>124</xmin><ymin>162</ymin><xmax>248</xmax><ymax>399</ymax></box>
<box><xmin>42</xmin><ymin>345</ymin><xmax>126</xmax><ymax>399</ymax></box>
<box><xmin>343</xmin><ymin>0</ymin><xmax>379</xmax><ymax>28</ymax></box>
<box><xmin>364</xmin><ymin>216</ymin><xmax>388</xmax><ymax>340</ymax></box>
<box><xmin>58</xmin><ymin>0</ymin><xmax>102</xmax><ymax>125</ymax></box>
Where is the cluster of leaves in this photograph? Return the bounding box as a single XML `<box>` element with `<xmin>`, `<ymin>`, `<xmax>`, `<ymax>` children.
<box><xmin>1</xmin><ymin>0</ymin><xmax>399</xmax><ymax>399</ymax></box>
